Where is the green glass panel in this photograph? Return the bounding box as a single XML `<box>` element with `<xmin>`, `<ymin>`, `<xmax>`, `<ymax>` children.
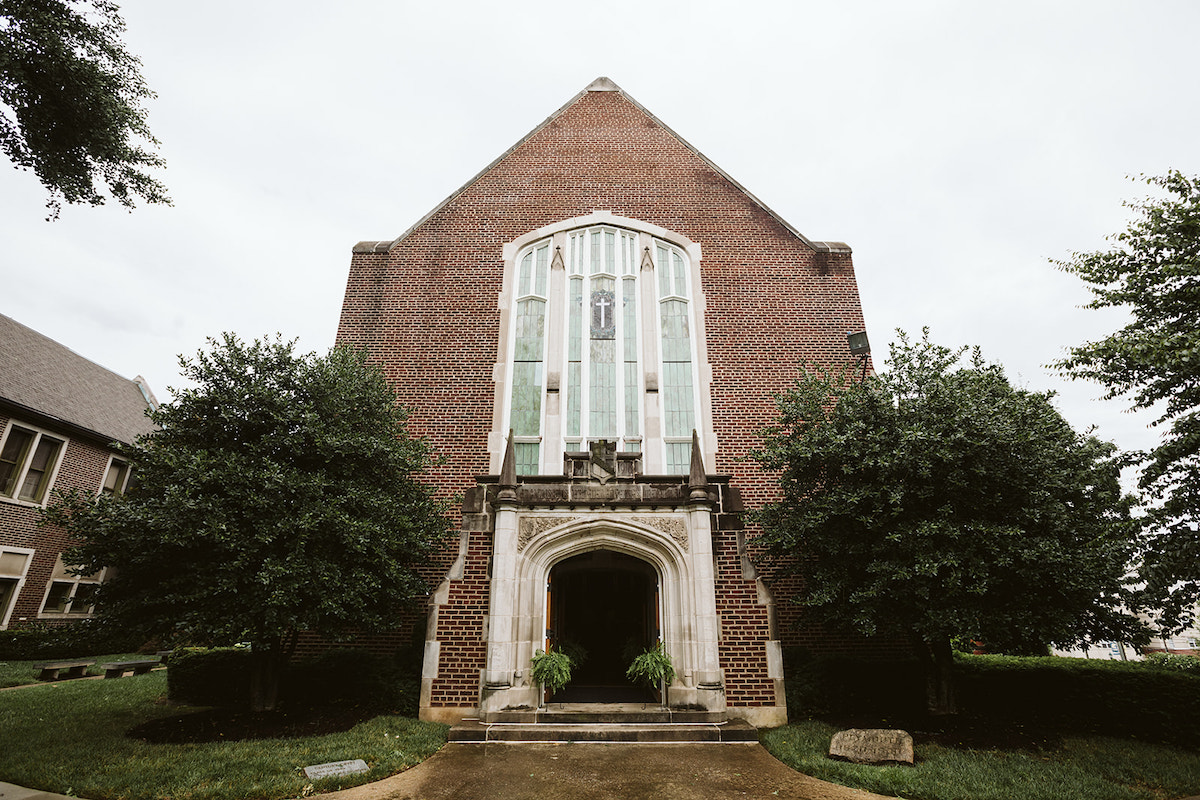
<box><xmin>590</xmin><ymin>339</ymin><xmax>616</xmax><ymax>437</ymax></box>
<box><xmin>591</xmin><ymin>230</ymin><xmax>601</xmax><ymax>274</ymax></box>
<box><xmin>662</xmin><ymin>361</ymin><xmax>695</xmax><ymax>438</ymax></box>
<box><xmin>657</xmin><ymin>246</ymin><xmax>670</xmax><ymax>296</ymax></box>
<box><xmin>623</xmin><ymin>279</ymin><xmax>638</xmax><ymax>361</ymax></box>
<box><xmin>515</xmin><ymin>443</ymin><xmax>540</xmax><ymax>476</ymax></box>
<box><xmin>535</xmin><ymin>245</ymin><xmax>549</xmax><ymax>296</ymax></box>
<box><xmin>674</xmin><ymin>252</ymin><xmax>687</xmax><ymax>297</ymax></box>
<box><xmin>660</xmin><ymin>300</ymin><xmax>691</xmax><ymax>361</ymax></box>
<box><xmin>519</xmin><ymin>251</ymin><xmax>533</xmax><ymax>297</ymax></box>
<box><xmin>514</xmin><ymin>298</ymin><xmax>545</xmax><ymax>360</ymax></box>
<box><xmin>624</xmin><ymin>361</ymin><xmax>640</xmax><ymax>435</ymax></box>
<box><xmin>605</xmin><ymin>230</ymin><xmax>615</xmax><ymax>274</ymax></box>
<box><xmin>510</xmin><ymin>362</ymin><xmax>543</xmax><ymax>436</ymax></box>
<box><xmin>569</xmin><ymin>278</ymin><xmax>583</xmax><ymax>361</ymax></box>
<box><xmin>567</xmin><ymin>362</ymin><xmax>581</xmax><ymax>436</ymax></box>
<box><xmin>665</xmin><ymin>442</ymin><xmax>691</xmax><ymax>475</ymax></box>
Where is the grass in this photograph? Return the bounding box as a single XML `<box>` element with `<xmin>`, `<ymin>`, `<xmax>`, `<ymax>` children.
<box><xmin>0</xmin><ymin>671</ymin><xmax>449</xmax><ymax>800</ymax></box>
<box><xmin>761</xmin><ymin>719</ymin><xmax>1200</xmax><ymax>800</ymax></box>
<box><xmin>0</xmin><ymin>652</ymin><xmax>145</xmax><ymax>688</ymax></box>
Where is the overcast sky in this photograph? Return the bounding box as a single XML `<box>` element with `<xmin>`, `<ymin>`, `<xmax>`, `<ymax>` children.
<box><xmin>3</xmin><ymin>0</ymin><xmax>1197</xmax><ymax>469</ymax></box>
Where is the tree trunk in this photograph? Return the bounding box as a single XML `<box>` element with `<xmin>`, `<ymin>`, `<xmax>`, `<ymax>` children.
<box><xmin>249</xmin><ymin>645</ymin><xmax>281</xmax><ymax>712</ymax></box>
<box><xmin>914</xmin><ymin>633</ymin><xmax>957</xmax><ymax>716</ymax></box>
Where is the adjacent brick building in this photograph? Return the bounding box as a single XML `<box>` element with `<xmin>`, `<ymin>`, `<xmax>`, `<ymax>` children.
<box><xmin>335</xmin><ymin>78</ymin><xmax>875</xmax><ymax>726</ymax></box>
<box><xmin>0</xmin><ymin>313</ymin><xmax>157</xmax><ymax>630</ymax></box>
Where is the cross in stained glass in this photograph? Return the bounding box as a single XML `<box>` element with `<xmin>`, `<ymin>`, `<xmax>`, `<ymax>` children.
<box><xmin>591</xmin><ymin>290</ymin><xmax>615</xmax><ymax>339</ymax></box>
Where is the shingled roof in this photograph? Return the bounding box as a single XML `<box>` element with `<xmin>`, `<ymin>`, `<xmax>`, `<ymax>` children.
<box><xmin>0</xmin><ymin>314</ymin><xmax>157</xmax><ymax>446</ymax></box>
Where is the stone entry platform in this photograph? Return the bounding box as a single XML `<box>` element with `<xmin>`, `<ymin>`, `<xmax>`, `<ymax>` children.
<box><xmin>451</xmin><ymin>703</ymin><xmax>757</xmax><ymax>742</ymax></box>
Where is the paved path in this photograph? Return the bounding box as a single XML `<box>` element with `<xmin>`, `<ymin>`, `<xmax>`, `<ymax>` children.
<box><xmin>323</xmin><ymin>742</ymin><xmax>892</xmax><ymax>800</ymax></box>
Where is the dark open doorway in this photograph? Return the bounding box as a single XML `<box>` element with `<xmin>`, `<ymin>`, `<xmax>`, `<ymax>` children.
<box><xmin>546</xmin><ymin>549</ymin><xmax>659</xmax><ymax>703</ymax></box>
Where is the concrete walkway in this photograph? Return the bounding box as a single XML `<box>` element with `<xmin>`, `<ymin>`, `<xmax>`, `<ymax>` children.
<box><xmin>0</xmin><ymin>743</ymin><xmax>887</xmax><ymax>800</ymax></box>
<box><xmin>322</xmin><ymin>742</ymin><xmax>892</xmax><ymax>800</ymax></box>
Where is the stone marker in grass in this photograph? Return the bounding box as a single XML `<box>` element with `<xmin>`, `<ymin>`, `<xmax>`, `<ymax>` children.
<box><xmin>829</xmin><ymin>729</ymin><xmax>914</xmax><ymax>765</ymax></box>
<box><xmin>303</xmin><ymin>759</ymin><xmax>370</xmax><ymax>780</ymax></box>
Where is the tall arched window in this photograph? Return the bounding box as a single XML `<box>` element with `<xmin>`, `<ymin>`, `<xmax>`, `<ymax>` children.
<box><xmin>503</xmin><ymin>220</ymin><xmax>704</xmax><ymax>475</ymax></box>
<box><xmin>510</xmin><ymin>242</ymin><xmax>550</xmax><ymax>474</ymax></box>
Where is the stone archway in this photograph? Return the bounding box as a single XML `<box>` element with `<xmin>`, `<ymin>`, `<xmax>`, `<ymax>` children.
<box><xmin>479</xmin><ymin>507</ymin><xmax>726</xmax><ymax>719</ymax></box>
<box><xmin>546</xmin><ymin>549</ymin><xmax>658</xmax><ymax>702</ymax></box>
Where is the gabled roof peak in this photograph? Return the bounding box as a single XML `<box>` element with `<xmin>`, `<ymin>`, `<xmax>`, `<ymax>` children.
<box><xmin>584</xmin><ymin>76</ymin><xmax>621</xmax><ymax>92</ymax></box>
<box><xmin>367</xmin><ymin>78</ymin><xmax>846</xmax><ymax>255</ymax></box>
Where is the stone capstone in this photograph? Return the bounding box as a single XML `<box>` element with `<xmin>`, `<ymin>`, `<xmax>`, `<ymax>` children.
<box><xmin>828</xmin><ymin>728</ymin><xmax>914</xmax><ymax>765</ymax></box>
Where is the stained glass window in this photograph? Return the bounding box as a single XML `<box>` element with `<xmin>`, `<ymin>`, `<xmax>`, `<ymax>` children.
<box><xmin>508</xmin><ymin>227</ymin><xmax>698</xmax><ymax>474</ymax></box>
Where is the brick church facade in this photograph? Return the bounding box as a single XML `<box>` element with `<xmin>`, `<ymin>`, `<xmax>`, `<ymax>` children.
<box><xmin>335</xmin><ymin>78</ymin><xmax>872</xmax><ymax>727</ymax></box>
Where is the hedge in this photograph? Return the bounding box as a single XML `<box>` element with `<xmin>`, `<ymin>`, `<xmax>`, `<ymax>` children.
<box><xmin>0</xmin><ymin>621</ymin><xmax>143</xmax><ymax>660</ymax></box>
<box><xmin>783</xmin><ymin>649</ymin><xmax>1200</xmax><ymax>746</ymax></box>
<box><xmin>167</xmin><ymin>646</ymin><xmax>424</xmax><ymax>714</ymax></box>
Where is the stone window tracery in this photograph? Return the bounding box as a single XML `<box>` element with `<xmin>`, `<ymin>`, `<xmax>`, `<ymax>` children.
<box><xmin>504</xmin><ymin>220</ymin><xmax>702</xmax><ymax>474</ymax></box>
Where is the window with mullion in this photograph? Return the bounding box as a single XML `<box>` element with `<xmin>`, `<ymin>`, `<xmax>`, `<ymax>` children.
<box><xmin>0</xmin><ymin>424</ymin><xmax>65</xmax><ymax>504</ymax></box>
<box><xmin>509</xmin><ymin>242</ymin><xmax>550</xmax><ymax>475</ymax></box>
<box><xmin>509</xmin><ymin>226</ymin><xmax>699</xmax><ymax>473</ymax></box>
<box><xmin>656</xmin><ymin>241</ymin><xmax>696</xmax><ymax>474</ymax></box>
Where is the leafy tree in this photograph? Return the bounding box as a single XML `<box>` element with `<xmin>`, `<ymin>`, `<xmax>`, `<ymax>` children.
<box><xmin>0</xmin><ymin>0</ymin><xmax>169</xmax><ymax>218</ymax></box>
<box><xmin>751</xmin><ymin>331</ymin><xmax>1147</xmax><ymax>714</ymax></box>
<box><xmin>1055</xmin><ymin>172</ymin><xmax>1200</xmax><ymax>632</ymax></box>
<box><xmin>44</xmin><ymin>335</ymin><xmax>448</xmax><ymax>711</ymax></box>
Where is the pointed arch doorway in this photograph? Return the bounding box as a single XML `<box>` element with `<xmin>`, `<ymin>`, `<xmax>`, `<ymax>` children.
<box><xmin>546</xmin><ymin>549</ymin><xmax>659</xmax><ymax>703</ymax></box>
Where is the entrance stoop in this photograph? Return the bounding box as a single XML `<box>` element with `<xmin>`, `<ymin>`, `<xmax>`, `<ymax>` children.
<box><xmin>449</xmin><ymin>703</ymin><xmax>758</xmax><ymax>743</ymax></box>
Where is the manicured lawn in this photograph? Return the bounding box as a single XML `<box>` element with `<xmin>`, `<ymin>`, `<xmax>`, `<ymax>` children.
<box><xmin>0</xmin><ymin>652</ymin><xmax>145</xmax><ymax>688</ymax></box>
<box><xmin>0</xmin><ymin>671</ymin><xmax>448</xmax><ymax>800</ymax></box>
<box><xmin>761</xmin><ymin>719</ymin><xmax>1200</xmax><ymax>800</ymax></box>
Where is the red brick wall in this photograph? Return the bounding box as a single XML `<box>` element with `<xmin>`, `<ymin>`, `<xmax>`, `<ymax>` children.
<box><xmin>0</xmin><ymin>412</ymin><xmax>112</xmax><ymax>626</ymax></box>
<box><xmin>335</xmin><ymin>87</ymin><xmax>874</xmax><ymax>708</ymax></box>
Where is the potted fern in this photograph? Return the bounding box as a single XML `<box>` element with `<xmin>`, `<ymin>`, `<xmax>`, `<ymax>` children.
<box><xmin>626</xmin><ymin>642</ymin><xmax>674</xmax><ymax>700</ymax></box>
<box><xmin>530</xmin><ymin>648</ymin><xmax>573</xmax><ymax>701</ymax></box>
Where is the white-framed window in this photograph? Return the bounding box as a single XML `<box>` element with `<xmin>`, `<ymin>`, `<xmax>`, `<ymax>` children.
<box><xmin>510</xmin><ymin>241</ymin><xmax>551</xmax><ymax>475</ymax></box>
<box><xmin>0</xmin><ymin>422</ymin><xmax>67</xmax><ymax>505</ymax></box>
<box><xmin>40</xmin><ymin>555</ymin><xmax>104</xmax><ymax>618</ymax></box>
<box><xmin>100</xmin><ymin>456</ymin><xmax>131</xmax><ymax>496</ymax></box>
<box><xmin>504</xmin><ymin>223</ymin><xmax>702</xmax><ymax>475</ymax></box>
<box><xmin>0</xmin><ymin>547</ymin><xmax>34</xmax><ymax>629</ymax></box>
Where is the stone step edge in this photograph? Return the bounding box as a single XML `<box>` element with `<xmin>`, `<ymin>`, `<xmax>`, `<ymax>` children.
<box><xmin>448</xmin><ymin>718</ymin><xmax>759</xmax><ymax>743</ymax></box>
<box><xmin>483</xmin><ymin>712</ymin><xmax>726</xmax><ymax>724</ymax></box>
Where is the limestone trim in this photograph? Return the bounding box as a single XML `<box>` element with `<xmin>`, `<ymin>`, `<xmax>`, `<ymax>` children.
<box><xmin>517</xmin><ymin>515</ymin><xmax>583</xmax><ymax>552</ymax></box>
<box><xmin>480</xmin><ymin>509</ymin><xmax>724</xmax><ymax>717</ymax></box>
<box><xmin>630</xmin><ymin>515</ymin><xmax>688</xmax><ymax>548</ymax></box>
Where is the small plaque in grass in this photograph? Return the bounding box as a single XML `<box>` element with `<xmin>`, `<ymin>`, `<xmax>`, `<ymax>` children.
<box><xmin>303</xmin><ymin>759</ymin><xmax>369</xmax><ymax>780</ymax></box>
<box><xmin>829</xmin><ymin>728</ymin><xmax>914</xmax><ymax>765</ymax></box>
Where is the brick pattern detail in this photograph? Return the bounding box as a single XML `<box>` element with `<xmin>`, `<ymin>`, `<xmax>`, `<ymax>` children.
<box><xmin>335</xmin><ymin>88</ymin><xmax>874</xmax><ymax>709</ymax></box>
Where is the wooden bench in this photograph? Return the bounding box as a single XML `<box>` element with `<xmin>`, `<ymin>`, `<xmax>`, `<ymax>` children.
<box><xmin>37</xmin><ymin>660</ymin><xmax>96</xmax><ymax>681</ymax></box>
<box><xmin>102</xmin><ymin>659</ymin><xmax>161</xmax><ymax>679</ymax></box>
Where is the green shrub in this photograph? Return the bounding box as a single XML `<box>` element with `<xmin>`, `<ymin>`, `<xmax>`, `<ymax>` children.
<box><xmin>167</xmin><ymin>646</ymin><xmax>425</xmax><ymax>715</ymax></box>
<box><xmin>286</xmin><ymin>646</ymin><xmax>423</xmax><ymax>715</ymax></box>
<box><xmin>955</xmin><ymin>654</ymin><xmax>1200</xmax><ymax>746</ymax></box>
<box><xmin>167</xmin><ymin>648</ymin><xmax>252</xmax><ymax>707</ymax></box>
<box><xmin>0</xmin><ymin>621</ymin><xmax>142</xmax><ymax>660</ymax></box>
<box><xmin>781</xmin><ymin>650</ymin><xmax>1200</xmax><ymax>746</ymax></box>
<box><xmin>1144</xmin><ymin>651</ymin><xmax>1200</xmax><ymax>674</ymax></box>
<box><xmin>781</xmin><ymin>648</ymin><xmax>925</xmax><ymax>718</ymax></box>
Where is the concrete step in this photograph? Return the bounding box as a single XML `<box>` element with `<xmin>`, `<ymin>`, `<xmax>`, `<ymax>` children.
<box><xmin>449</xmin><ymin>717</ymin><xmax>758</xmax><ymax>743</ymax></box>
<box><xmin>484</xmin><ymin>708</ymin><xmax>725</xmax><ymax>725</ymax></box>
